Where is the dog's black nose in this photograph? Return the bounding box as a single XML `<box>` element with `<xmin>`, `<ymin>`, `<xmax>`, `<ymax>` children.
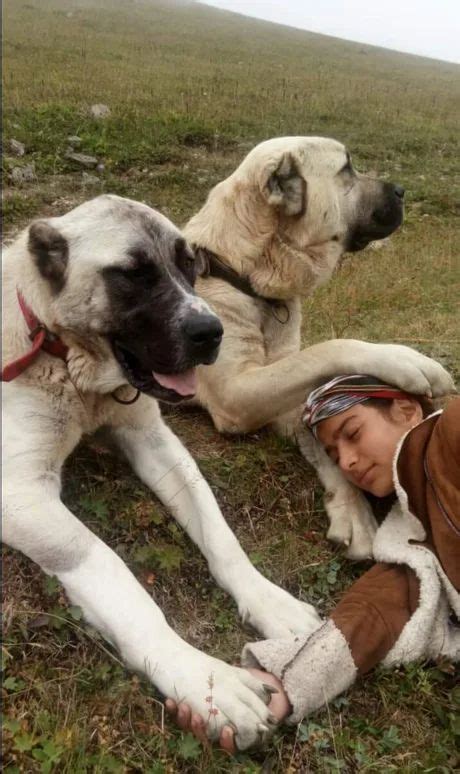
<box><xmin>183</xmin><ymin>314</ymin><xmax>223</xmax><ymax>348</ymax></box>
<box><xmin>394</xmin><ymin>184</ymin><xmax>405</xmax><ymax>199</ymax></box>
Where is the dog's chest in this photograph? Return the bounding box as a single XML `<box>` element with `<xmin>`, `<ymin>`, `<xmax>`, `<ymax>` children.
<box><xmin>261</xmin><ymin>298</ymin><xmax>301</xmax><ymax>364</ymax></box>
<box><xmin>76</xmin><ymin>392</ymin><xmax>125</xmax><ymax>435</ymax></box>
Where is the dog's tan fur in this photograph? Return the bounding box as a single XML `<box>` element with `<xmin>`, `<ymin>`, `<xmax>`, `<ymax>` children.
<box><xmin>184</xmin><ymin>136</ymin><xmax>453</xmax><ymax>559</ymax></box>
<box><xmin>185</xmin><ymin>136</ymin><xmax>450</xmax><ymax>435</ymax></box>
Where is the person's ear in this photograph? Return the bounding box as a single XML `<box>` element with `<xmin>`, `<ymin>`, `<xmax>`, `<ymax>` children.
<box><xmin>390</xmin><ymin>398</ymin><xmax>423</xmax><ymax>426</ymax></box>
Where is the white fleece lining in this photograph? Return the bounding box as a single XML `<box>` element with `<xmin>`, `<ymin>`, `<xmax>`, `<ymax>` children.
<box><xmin>242</xmin><ymin>632</ymin><xmax>308</xmax><ymax>679</ymax></box>
<box><xmin>242</xmin><ymin>620</ymin><xmax>357</xmax><ymax>723</ymax></box>
<box><xmin>375</xmin><ymin>410</ymin><xmax>460</xmax><ymax>664</ymax></box>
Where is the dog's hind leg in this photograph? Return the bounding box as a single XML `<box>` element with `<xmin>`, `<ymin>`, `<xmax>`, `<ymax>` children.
<box><xmin>112</xmin><ymin>411</ymin><xmax>322</xmax><ymax>641</ymax></box>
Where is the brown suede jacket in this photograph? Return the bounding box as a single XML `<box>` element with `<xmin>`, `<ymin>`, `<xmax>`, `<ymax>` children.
<box><xmin>243</xmin><ymin>399</ymin><xmax>460</xmax><ymax>722</ymax></box>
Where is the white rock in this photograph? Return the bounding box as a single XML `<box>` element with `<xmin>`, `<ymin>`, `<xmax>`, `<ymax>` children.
<box><xmin>65</xmin><ymin>151</ymin><xmax>98</xmax><ymax>168</ymax></box>
<box><xmin>9</xmin><ymin>139</ymin><xmax>25</xmax><ymax>157</ymax></box>
<box><xmin>10</xmin><ymin>163</ymin><xmax>36</xmax><ymax>184</ymax></box>
<box><xmin>90</xmin><ymin>104</ymin><xmax>111</xmax><ymax>119</ymax></box>
<box><xmin>67</xmin><ymin>135</ymin><xmax>82</xmax><ymax>147</ymax></box>
<box><xmin>82</xmin><ymin>172</ymin><xmax>100</xmax><ymax>185</ymax></box>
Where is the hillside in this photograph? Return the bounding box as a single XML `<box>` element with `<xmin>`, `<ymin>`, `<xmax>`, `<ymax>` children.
<box><xmin>3</xmin><ymin>0</ymin><xmax>460</xmax><ymax>224</ymax></box>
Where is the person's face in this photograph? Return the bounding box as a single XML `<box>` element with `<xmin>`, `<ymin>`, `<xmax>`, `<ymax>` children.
<box><xmin>316</xmin><ymin>399</ymin><xmax>423</xmax><ymax>497</ymax></box>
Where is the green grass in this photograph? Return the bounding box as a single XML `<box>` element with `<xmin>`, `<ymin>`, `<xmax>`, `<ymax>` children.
<box><xmin>2</xmin><ymin>0</ymin><xmax>460</xmax><ymax>771</ymax></box>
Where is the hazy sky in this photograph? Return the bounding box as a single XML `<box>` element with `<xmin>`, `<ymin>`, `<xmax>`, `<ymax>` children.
<box><xmin>202</xmin><ymin>0</ymin><xmax>460</xmax><ymax>64</ymax></box>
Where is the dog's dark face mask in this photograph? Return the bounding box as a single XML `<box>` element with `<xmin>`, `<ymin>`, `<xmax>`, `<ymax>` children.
<box><xmin>103</xmin><ymin>237</ymin><xmax>223</xmax><ymax>403</ymax></box>
<box><xmin>27</xmin><ymin>196</ymin><xmax>223</xmax><ymax>403</ymax></box>
<box><xmin>346</xmin><ymin>178</ymin><xmax>405</xmax><ymax>252</ymax></box>
<box><xmin>253</xmin><ymin>143</ymin><xmax>404</xmax><ymax>262</ymax></box>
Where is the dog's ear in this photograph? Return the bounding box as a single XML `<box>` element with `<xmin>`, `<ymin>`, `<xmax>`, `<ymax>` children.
<box><xmin>263</xmin><ymin>153</ymin><xmax>307</xmax><ymax>217</ymax></box>
<box><xmin>28</xmin><ymin>221</ymin><xmax>69</xmax><ymax>292</ymax></box>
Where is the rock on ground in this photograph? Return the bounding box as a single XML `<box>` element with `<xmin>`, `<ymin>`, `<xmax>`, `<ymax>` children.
<box><xmin>67</xmin><ymin>135</ymin><xmax>82</xmax><ymax>147</ymax></box>
<box><xmin>82</xmin><ymin>172</ymin><xmax>101</xmax><ymax>185</ymax></box>
<box><xmin>90</xmin><ymin>104</ymin><xmax>111</xmax><ymax>119</ymax></box>
<box><xmin>9</xmin><ymin>139</ymin><xmax>25</xmax><ymax>156</ymax></box>
<box><xmin>10</xmin><ymin>163</ymin><xmax>35</xmax><ymax>184</ymax></box>
<box><xmin>65</xmin><ymin>151</ymin><xmax>98</xmax><ymax>168</ymax></box>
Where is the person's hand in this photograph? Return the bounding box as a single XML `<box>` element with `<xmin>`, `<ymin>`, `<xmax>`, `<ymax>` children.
<box><xmin>165</xmin><ymin>668</ymin><xmax>291</xmax><ymax>754</ymax></box>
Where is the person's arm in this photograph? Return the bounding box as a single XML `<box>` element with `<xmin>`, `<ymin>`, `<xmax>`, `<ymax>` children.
<box><xmin>242</xmin><ymin>563</ymin><xmax>419</xmax><ymax>723</ymax></box>
<box><xmin>166</xmin><ymin>563</ymin><xmax>420</xmax><ymax>750</ymax></box>
<box><xmin>426</xmin><ymin>398</ymin><xmax>460</xmax><ymax>588</ymax></box>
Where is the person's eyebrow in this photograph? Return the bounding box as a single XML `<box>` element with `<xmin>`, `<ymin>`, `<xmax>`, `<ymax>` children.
<box><xmin>323</xmin><ymin>415</ymin><xmax>359</xmax><ymax>455</ymax></box>
<box><xmin>332</xmin><ymin>415</ymin><xmax>357</xmax><ymax>441</ymax></box>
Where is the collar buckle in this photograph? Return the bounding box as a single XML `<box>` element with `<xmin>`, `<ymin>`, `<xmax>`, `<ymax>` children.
<box><xmin>28</xmin><ymin>323</ymin><xmax>46</xmax><ymax>342</ymax></box>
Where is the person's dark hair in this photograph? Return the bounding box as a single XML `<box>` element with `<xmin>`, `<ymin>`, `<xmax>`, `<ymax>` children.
<box><xmin>365</xmin><ymin>394</ymin><xmax>434</xmax><ymax>419</ymax></box>
<box><xmin>362</xmin><ymin>393</ymin><xmax>434</xmax><ymax>520</ymax></box>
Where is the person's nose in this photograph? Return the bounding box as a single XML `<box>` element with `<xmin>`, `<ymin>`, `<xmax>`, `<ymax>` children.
<box><xmin>338</xmin><ymin>443</ymin><xmax>358</xmax><ymax>473</ymax></box>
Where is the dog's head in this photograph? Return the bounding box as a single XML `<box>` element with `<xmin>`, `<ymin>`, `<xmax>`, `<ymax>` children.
<box><xmin>245</xmin><ymin>136</ymin><xmax>404</xmax><ymax>255</ymax></box>
<box><xmin>26</xmin><ymin>195</ymin><xmax>223</xmax><ymax>402</ymax></box>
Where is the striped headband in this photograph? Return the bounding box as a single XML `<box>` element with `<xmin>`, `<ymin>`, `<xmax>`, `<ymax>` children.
<box><xmin>302</xmin><ymin>374</ymin><xmax>409</xmax><ymax>437</ymax></box>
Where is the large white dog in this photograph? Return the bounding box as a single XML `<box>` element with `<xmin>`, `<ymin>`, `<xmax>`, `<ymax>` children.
<box><xmin>2</xmin><ymin>194</ymin><xmax>324</xmax><ymax>750</ymax></box>
<box><xmin>185</xmin><ymin>136</ymin><xmax>454</xmax><ymax>559</ymax></box>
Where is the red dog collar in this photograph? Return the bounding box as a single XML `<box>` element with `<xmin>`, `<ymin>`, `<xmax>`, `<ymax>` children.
<box><xmin>1</xmin><ymin>291</ymin><xmax>69</xmax><ymax>382</ymax></box>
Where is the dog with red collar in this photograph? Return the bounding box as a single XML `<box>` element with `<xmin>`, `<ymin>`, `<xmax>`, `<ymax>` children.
<box><xmin>2</xmin><ymin>194</ymin><xmax>328</xmax><ymax>750</ymax></box>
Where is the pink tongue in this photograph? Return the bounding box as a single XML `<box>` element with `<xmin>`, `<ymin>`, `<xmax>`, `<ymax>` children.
<box><xmin>152</xmin><ymin>368</ymin><xmax>197</xmax><ymax>396</ymax></box>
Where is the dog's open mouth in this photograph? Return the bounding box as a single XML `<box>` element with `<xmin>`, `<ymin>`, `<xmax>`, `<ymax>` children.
<box><xmin>112</xmin><ymin>339</ymin><xmax>197</xmax><ymax>403</ymax></box>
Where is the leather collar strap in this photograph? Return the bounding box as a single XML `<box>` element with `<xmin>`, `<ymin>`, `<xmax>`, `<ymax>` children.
<box><xmin>1</xmin><ymin>291</ymin><xmax>69</xmax><ymax>382</ymax></box>
<box><xmin>195</xmin><ymin>246</ymin><xmax>284</xmax><ymax>307</ymax></box>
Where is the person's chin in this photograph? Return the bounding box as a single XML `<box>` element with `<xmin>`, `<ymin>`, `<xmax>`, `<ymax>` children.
<box><xmin>358</xmin><ymin>467</ymin><xmax>394</xmax><ymax>498</ymax></box>
<box><xmin>365</xmin><ymin>477</ymin><xmax>395</xmax><ymax>498</ymax></box>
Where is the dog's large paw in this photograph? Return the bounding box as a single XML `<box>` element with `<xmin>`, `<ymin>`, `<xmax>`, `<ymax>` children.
<box><xmin>238</xmin><ymin>576</ymin><xmax>322</xmax><ymax>640</ymax></box>
<box><xmin>325</xmin><ymin>485</ymin><xmax>378</xmax><ymax>561</ymax></box>
<box><xmin>358</xmin><ymin>343</ymin><xmax>455</xmax><ymax>398</ymax></box>
<box><xmin>158</xmin><ymin>647</ymin><xmax>275</xmax><ymax>750</ymax></box>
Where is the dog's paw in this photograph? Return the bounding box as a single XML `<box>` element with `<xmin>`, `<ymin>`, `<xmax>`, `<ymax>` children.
<box><xmin>159</xmin><ymin>647</ymin><xmax>276</xmax><ymax>750</ymax></box>
<box><xmin>238</xmin><ymin>577</ymin><xmax>322</xmax><ymax>640</ymax></box>
<box><xmin>362</xmin><ymin>344</ymin><xmax>455</xmax><ymax>398</ymax></box>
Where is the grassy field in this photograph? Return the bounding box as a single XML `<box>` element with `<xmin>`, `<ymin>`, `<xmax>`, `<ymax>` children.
<box><xmin>2</xmin><ymin>0</ymin><xmax>460</xmax><ymax>771</ymax></box>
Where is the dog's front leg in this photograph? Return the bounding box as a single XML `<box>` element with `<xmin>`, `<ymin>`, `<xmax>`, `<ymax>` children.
<box><xmin>113</xmin><ymin>419</ymin><xmax>322</xmax><ymax>640</ymax></box>
<box><xmin>297</xmin><ymin>425</ymin><xmax>378</xmax><ymax>560</ymax></box>
<box><xmin>3</xmin><ymin>487</ymin><xmax>274</xmax><ymax>750</ymax></box>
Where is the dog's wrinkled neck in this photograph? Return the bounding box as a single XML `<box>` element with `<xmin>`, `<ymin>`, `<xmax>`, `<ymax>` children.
<box><xmin>196</xmin><ymin>245</ymin><xmax>283</xmax><ymax>303</ymax></box>
<box><xmin>186</xmin><ymin>177</ymin><xmax>342</xmax><ymax>302</ymax></box>
<box><xmin>248</xmin><ymin>232</ymin><xmax>341</xmax><ymax>301</ymax></box>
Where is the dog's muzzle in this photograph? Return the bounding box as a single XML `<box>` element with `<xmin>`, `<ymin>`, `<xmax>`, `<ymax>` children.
<box><xmin>111</xmin><ymin>311</ymin><xmax>223</xmax><ymax>404</ymax></box>
<box><xmin>347</xmin><ymin>182</ymin><xmax>404</xmax><ymax>252</ymax></box>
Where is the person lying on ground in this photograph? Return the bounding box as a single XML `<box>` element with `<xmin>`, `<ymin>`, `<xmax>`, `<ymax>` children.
<box><xmin>166</xmin><ymin>374</ymin><xmax>460</xmax><ymax>753</ymax></box>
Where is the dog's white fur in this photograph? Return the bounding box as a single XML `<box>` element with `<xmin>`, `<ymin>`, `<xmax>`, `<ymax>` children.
<box><xmin>2</xmin><ymin>195</ymin><xmax>321</xmax><ymax>749</ymax></box>
<box><xmin>184</xmin><ymin>137</ymin><xmax>454</xmax><ymax>559</ymax></box>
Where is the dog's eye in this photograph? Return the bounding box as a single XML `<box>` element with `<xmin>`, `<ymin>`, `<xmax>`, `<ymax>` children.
<box><xmin>175</xmin><ymin>239</ymin><xmax>197</xmax><ymax>285</ymax></box>
<box><xmin>102</xmin><ymin>261</ymin><xmax>160</xmax><ymax>298</ymax></box>
<box><xmin>180</xmin><ymin>255</ymin><xmax>197</xmax><ymax>285</ymax></box>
